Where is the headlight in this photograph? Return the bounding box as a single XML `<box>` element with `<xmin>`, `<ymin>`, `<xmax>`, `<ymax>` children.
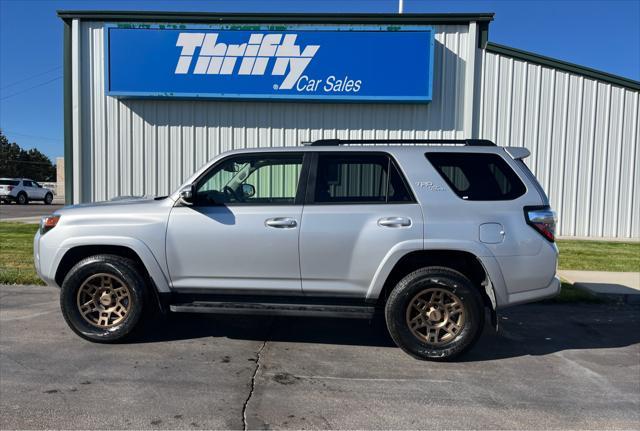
<box><xmin>40</xmin><ymin>215</ymin><xmax>60</xmax><ymax>235</ymax></box>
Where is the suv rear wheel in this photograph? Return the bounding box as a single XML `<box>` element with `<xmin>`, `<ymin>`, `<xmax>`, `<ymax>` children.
<box><xmin>16</xmin><ymin>192</ymin><xmax>27</xmax><ymax>205</ymax></box>
<box><xmin>385</xmin><ymin>266</ymin><xmax>484</xmax><ymax>361</ymax></box>
<box><xmin>60</xmin><ymin>254</ymin><xmax>146</xmax><ymax>342</ymax></box>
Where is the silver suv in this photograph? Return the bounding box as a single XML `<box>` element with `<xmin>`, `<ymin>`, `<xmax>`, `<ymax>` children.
<box><xmin>0</xmin><ymin>178</ymin><xmax>54</xmax><ymax>205</ymax></box>
<box><xmin>34</xmin><ymin>139</ymin><xmax>559</xmax><ymax>360</ymax></box>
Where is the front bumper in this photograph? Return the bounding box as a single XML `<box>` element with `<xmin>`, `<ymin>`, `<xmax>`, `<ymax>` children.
<box><xmin>33</xmin><ymin>230</ymin><xmax>58</xmax><ymax>287</ymax></box>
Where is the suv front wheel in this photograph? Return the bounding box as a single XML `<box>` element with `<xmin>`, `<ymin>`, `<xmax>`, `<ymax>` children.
<box><xmin>60</xmin><ymin>254</ymin><xmax>146</xmax><ymax>342</ymax></box>
<box><xmin>385</xmin><ymin>266</ymin><xmax>484</xmax><ymax>361</ymax></box>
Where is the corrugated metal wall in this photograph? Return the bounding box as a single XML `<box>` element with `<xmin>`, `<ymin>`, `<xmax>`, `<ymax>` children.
<box><xmin>77</xmin><ymin>20</ymin><xmax>639</xmax><ymax>239</ymax></box>
<box><xmin>479</xmin><ymin>50</ymin><xmax>639</xmax><ymax>239</ymax></box>
<box><xmin>78</xmin><ymin>22</ymin><xmax>473</xmax><ymax>203</ymax></box>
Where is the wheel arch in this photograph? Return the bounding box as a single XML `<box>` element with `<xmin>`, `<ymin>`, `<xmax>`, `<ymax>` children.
<box><xmin>54</xmin><ymin>243</ymin><xmax>170</xmax><ymax>313</ymax></box>
<box><xmin>373</xmin><ymin>249</ymin><xmax>500</xmax><ymax>327</ymax></box>
<box><xmin>53</xmin><ymin>236</ymin><xmax>171</xmax><ymax>292</ymax></box>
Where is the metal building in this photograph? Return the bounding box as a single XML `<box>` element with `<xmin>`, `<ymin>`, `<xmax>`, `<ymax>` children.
<box><xmin>58</xmin><ymin>11</ymin><xmax>640</xmax><ymax>239</ymax></box>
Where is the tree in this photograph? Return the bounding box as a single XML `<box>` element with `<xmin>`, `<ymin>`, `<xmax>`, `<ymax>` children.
<box><xmin>0</xmin><ymin>130</ymin><xmax>56</xmax><ymax>181</ymax></box>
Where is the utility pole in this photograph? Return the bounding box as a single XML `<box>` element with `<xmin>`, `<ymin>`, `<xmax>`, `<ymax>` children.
<box><xmin>398</xmin><ymin>0</ymin><xmax>404</xmax><ymax>14</ymax></box>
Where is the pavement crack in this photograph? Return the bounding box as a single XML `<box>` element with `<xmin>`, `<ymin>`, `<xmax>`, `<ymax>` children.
<box><xmin>241</xmin><ymin>322</ymin><xmax>272</xmax><ymax>430</ymax></box>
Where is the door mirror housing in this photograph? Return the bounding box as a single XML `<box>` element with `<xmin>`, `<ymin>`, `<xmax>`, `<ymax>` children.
<box><xmin>241</xmin><ymin>183</ymin><xmax>255</xmax><ymax>198</ymax></box>
<box><xmin>179</xmin><ymin>185</ymin><xmax>195</xmax><ymax>205</ymax></box>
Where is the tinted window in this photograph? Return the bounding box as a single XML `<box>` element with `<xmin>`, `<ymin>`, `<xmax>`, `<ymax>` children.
<box><xmin>313</xmin><ymin>154</ymin><xmax>413</xmax><ymax>204</ymax></box>
<box><xmin>196</xmin><ymin>154</ymin><xmax>303</xmax><ymax>205</ymax></box>
<box><xmin>0</xmin><ymin>180</ymin><xmax>19</xmax><ymax>186</ymax></box>
<box><xmin>22</xmin><ymin>180</ymin><xmax>32</xmax><ymax>187</ymax></box>
<box><xmin>426</xmin><ymin>153</ymin><xmax>526</xmax><ymax>200</ymax></box>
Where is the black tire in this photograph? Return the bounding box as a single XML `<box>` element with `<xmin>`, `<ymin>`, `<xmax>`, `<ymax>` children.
<box><xmin>60</xmin><ymin>254</ymin><xmax>147</xmax><ymax>343</ymax></box>
<box><xmin>44</xmin><ymin>193</ymin><xmax>53</xmax><ymax>204</ymax></box>
<box><xmin>385</xmin><ymin>266</ymin><xmax>484</xmax><ymax>361</ymax></box>
<box><xmin>16</xmin><ymin>192</ymin><xmax>27</xmax><ymax>205</ymax></box>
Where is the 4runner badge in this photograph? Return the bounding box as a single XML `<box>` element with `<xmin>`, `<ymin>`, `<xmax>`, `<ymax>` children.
<box><xmin>416</xmin><ymin>181</ymin><xmax>445</xmax><ymax>191</ymax></box>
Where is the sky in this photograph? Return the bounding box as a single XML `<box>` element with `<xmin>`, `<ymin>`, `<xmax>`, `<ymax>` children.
<box><xmin>0</xmin><ymin>0</ymin><xmax>639</xmax><ymax>161</ymax></box>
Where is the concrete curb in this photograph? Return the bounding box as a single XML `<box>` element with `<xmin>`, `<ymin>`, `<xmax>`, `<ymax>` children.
<box><xmin>583</xmin><ymin>290</ymin><xmax>640</xmax><ymax>304</ymax></box>
<box><xmin>558</xmin><ymin>270</ymin><xmax>640</xmax><ymax>304</ymax></box>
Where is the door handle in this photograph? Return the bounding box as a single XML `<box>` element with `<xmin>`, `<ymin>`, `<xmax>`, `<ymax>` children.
<box><xmin>378</xmin><ymin>217</ymin><xmax>412</xmax><ymax>228</ymax></box>
<box><xmin>265</xmin><ymin>217</ymin><xmax>298</xmax><ymax>228</ymax></box>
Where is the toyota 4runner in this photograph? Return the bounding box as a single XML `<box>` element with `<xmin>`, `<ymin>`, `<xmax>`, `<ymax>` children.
<box><xmin>34</xmin><ymin>139</ymin><xmax>559</xmax><ymax>360</ymax></box>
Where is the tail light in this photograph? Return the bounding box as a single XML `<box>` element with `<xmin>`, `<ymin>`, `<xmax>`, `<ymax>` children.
<box><xmin>40</xmin><ymin>215</ymin><xmax>60</xmax><ymax>235</ymax></box>
<box><xmin>524</xmin><ymin>206</ymin><xmax>556</xmax><ymax>242</ymax></box>
<box><xmin>7</xmin><ymin>186</ymin><xmax>14</xmax><ymax>191</ymax></box>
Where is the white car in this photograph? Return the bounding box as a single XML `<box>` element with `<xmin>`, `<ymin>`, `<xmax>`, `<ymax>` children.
<box><xmin>0</xmin><ymin>178</ymin><xmax>54</xmax><ymax>205</ymax></box>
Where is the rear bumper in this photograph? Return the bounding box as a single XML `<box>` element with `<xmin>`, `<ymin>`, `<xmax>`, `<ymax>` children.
<box><xmin>504</xmin><ymin>275</ymin><xmax>561</xmax><ymax>307</ymax></box>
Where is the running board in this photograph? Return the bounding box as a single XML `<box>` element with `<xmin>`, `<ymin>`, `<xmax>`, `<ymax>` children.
<box><xmin>170</xmin><ymin>301</ymin><xmax>376</xmax><ymax>319</ymax></box>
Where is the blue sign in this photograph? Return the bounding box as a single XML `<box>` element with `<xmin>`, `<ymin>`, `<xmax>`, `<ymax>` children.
<box><xmin>106</xmin><ymin>24</ymin><xmax>434</xmax><ymax>102</ymax></box>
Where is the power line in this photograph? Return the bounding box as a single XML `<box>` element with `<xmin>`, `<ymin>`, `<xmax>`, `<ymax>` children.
<box><xmin>0</xmin><ymin>159</ymin><xmax>52</xmax><ymax>166</ymax></box>
<box><xmin>0</xmin><ymin>65</ymin><xmax>62</xmax><ymax>91</ymax></box>
<box><xmin>0</xmin><ymin>129</ymin><xmax>62</xmax><ymax>142</ymax></box>
<box><xmin>0</xmin><ymin>76</ymin><xmax>62</xmax><ymax>101</ymax></box>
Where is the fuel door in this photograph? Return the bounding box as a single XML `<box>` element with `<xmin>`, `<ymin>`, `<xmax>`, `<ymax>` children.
<box><xmin>479</xmin><ymin>222</ymin><xmax>505</xmax><ymax>244</ymax></box>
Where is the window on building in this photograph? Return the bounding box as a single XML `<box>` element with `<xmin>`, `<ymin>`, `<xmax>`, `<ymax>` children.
<box><xmin>313</xmin><ymin>153</ymin><xmax>414</xmax><ymax>204</ymax></box>
<box><xmin>425</xmin><ymin>152</ymin><xmax>526</xmax><ymax>201</ymax></box>
<box><xmin>196</xmin><ymin>154</ymin><xmax>303</xmax><ymax>205</ymax></box>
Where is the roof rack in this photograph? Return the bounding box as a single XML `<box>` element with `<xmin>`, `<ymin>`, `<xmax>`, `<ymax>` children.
<box><xmin>306</xmin><ymin>138</ymin><xmax>496</xmax><ymax>147</ymax></box>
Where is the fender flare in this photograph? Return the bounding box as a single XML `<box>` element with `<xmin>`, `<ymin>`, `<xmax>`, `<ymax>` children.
<box><xmin>53</xmin><ymin>236</ymin><xmax>171</xmax><ymax>293</ymax></box>
<box><xmin>366</xmin><ymin>239</ymin><xmax>508</xmax><ymax>310</ymax></box>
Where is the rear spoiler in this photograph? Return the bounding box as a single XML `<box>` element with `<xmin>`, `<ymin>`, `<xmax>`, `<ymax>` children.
<box><xmin>504</xmin><ymin>147</ymin><xmax>530</xmax><ymax>160</ymax></box>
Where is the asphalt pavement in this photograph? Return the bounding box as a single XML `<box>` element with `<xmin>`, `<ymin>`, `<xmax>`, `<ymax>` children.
<box><xmin>0</xmin><ymin>202</ymin><xmax>64</xmax><ymax>222</ymax></box>
<box><xmin>1</xmin><ymin>284</ymin><xmax>638</xmax><ymax>429</ymax></box>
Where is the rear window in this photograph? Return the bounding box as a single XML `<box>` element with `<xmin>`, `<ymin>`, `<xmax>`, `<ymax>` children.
<box><xmin>0</xmin><ymin>180</ymin><xmax>19</xmax><ymax>186</ymax></box>
<box><xmin>425</xmin><ymin>153</ymin><xmax>526</xmax><ymax>201</ymax></box>
<box><xmin>516</xmin><ymin>159</ymin><xmax>549</xmax><ymax>203</ymax></box>
<box><xmin>313</xmin><ymin>153</ymin><xmax>414</xmax><ymax>204</ymax></box>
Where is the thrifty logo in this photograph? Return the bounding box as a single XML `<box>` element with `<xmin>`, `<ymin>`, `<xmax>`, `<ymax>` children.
<box><xmin>174</xmin><ymin>33</ymin><xmax>320</xmax><ymax>90</ymax></box>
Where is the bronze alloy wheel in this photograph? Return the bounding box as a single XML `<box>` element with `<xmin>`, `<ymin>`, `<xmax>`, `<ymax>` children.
<box><xmin>76</xmin><ymin>273</ymin><xmax>133</xmax><ymax>328</ymax></box>
<box><xmin>405</xmin><ymin>287</ymin><xmax>466</xmax><ymax>346</ymax></box>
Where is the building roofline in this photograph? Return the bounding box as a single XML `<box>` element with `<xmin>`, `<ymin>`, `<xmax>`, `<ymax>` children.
<box><xmin>56</xmin><ymin>10</ymin><xmax>494</xmax><ymax>24</ymax></box>
<box><xmin>486</xmin><ymin>42</ymin><xmax>640</xmax><ymax>91</ymax></box>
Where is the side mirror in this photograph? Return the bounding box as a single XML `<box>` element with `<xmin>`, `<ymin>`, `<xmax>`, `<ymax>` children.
<box><xmin>241</xmin><ymin>183</ymin><xmax>255</xmax><ymax>198</ymax></box>
<box><xmin>179</xmin><ymin>185</ymin><xmax>195</xmax><ymax>205</ymax></box>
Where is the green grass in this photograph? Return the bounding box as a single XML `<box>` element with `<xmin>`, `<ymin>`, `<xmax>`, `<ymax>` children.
<box><xmin>0</xmin><ymin>222</ymin><xmax>43</xmax><ymax>285</ymax></box>
<box><xmin>557</xmin><ymin>239</ymin><xmax>640</xmax><ymax>272</ymax></box>
<box><xmin>553</xmin><ymin>240</ymin><xmax>639</xmax><ymax>303</ymax></box>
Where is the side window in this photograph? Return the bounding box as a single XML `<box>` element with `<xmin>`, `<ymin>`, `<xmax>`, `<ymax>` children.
<box><xmin>425</xmin><ymin>152</ymin><xmax>526</xmax><ymax>200</ymax></box>
<box><xmin>195</xmin><ymin>154</ymin><xmax>303</xmax><ymax>206</ymax></box>
<box><xmin>313</xmin><ymin>153</ymin><xmax>413</xmax><ymax>204</ymax></box>
<box><xmin>22</xmin><ymin>180</ymin><xmax>32</xmax><ymax>187</ymax></box>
